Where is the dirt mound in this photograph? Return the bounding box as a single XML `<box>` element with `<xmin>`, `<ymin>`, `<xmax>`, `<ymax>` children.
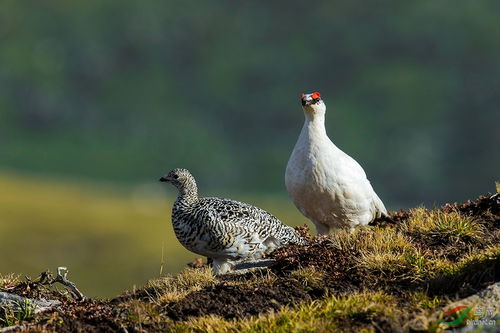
<box><xmin>444</xmin><ymin>193</ymin><xmax>500</xmax><ymax>229</ymax></box>
<box><xmin>166</xmin><ymin>279</ymin><xmax>311</xmax><ymax>320</ymax></box>
<box><xmin>271</xmin><ymin>236</ymin><xmax>362</xmax><ymax>289</ymax></box>
<box><xmin>49</xmin><ymin>300</ymin><xmax>119</xmax><ymax>333</ymax></box>
<box><xmin>2</xmin><ymin>193</ymin><xmax>499</xmax><ymax>332</ymax></box>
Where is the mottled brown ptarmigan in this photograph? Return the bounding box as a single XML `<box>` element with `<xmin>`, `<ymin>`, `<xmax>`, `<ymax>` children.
<box><xmin>160</xmin><ymin>168</ymin><xmax>305</xmax><ymax>275</ymax></box>
<box><xmin>285</xmin><ymin>92</ymin><xmax>387</xmax><ymax>235</ymax></box>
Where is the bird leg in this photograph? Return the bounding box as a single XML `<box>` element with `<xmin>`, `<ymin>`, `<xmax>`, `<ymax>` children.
<box><xmin>211</xmin><ymin>259</ymin><xmax>234</xmax><ymax>275</ymax></box>
<box><xmin>315</xmin><ymin>223</ymin><xmax>331</xmax><ymax>235</ymax></box>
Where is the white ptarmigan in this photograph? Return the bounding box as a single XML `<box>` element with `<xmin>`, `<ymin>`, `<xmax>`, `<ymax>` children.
<box><xmin>285</xmin><ymin>91</ymin><xmax>387</xmax><ymax>235</ymax></box>
<box><xmin>160</xmin><ymin>168</ymin><xmax>305</xmax><ymax>275</ymax></box>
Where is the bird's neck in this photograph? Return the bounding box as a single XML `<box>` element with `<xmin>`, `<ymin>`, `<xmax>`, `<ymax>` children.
<box><xmin>176</xmin><ymin>182</ymin><xmax>199</xmax><ymax>206</ymax></box>
<box><xmin>302</xmin><ymin>113</ymin><xmax>328</xmax><ymax>140</ymax></box>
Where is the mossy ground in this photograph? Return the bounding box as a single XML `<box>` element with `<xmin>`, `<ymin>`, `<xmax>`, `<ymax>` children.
<box><xmin>1</xmin><ymin>194</ymin><xmax>499</xmax><ymax>332</ymax></box>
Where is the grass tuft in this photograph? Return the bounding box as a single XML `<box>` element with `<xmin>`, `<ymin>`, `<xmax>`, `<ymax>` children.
<box><xmin>403</xmin><ymin>208</ymin><xmax>484</xmax><ymax>240</ymax></box>
<box><xmin>122</xmin><ymin>300</ymin><xmax>163</xmax><ymax>328</ymax></box>
<box><xmin>290</xmin><ymin>267</ymin><xmax>325</xmax><ymax>288</ymax></box>
<box><xmin>0</xmin><ymin>274</ymin><xmax>19</xmax><ymax>289</ymax></box>
<box><xmin>147</xmin><ymin>267</ymin><xmax>215</xmax><ymax>303</ymax></box>
<box><xmin>0</xmin><ymin>298</ymin><xmax>36</xmax><ymax>327</ymax></box>
<box><xmin>411</xmin><ymin>293</ymin><xmax>443</xmax><ymax>310</ymax></box>
<box><xmin>334</xmin><ymin>228</ymin><xmax>431</xmax><ymax>282</ymax></box>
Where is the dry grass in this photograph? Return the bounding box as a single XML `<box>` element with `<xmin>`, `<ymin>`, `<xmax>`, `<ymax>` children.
<box><xmin>436</xmin><ymin>243</ymin><xmax>500</xmax><ymax>279</ymax></box>
<box><xmin>403</xmin><ymin>208</ymin><xmax>485</xmax><ymax>240</ymax></box>
<box><xmin>145</xmin><ymin>267</ymin><xmax>216</xmax><ymax>303</ymax></box>
<box><xmin>242</xmin><ymin>269</ymin><xmax>279</xmax><ymax>287</ymax></box>
<box><xmin>330</xmin><ymin>228</ymin><xmax>431</xmax><ymax>282</ymax></box>
<box><xmin>0</xmin><ymin>274</ymin><xmax>19</xmax><ymax>289</ymax></box>
<box><xmin>354</xmin><ymin>229</ymin><xmax>419</xmax><ymax>270</ymax></box>
<box><xmin>290</xmin><ymin>267</ymin><xmax>325</xmax><ymax>288</ymax></box>
<box><xmin>324</xmin><ymin>207</ymin><xmax>496</xmax><ymax>285</ymax></box>
<box><xmin>122</xmin><ymin>300</ymin><xmax>163</xmax><ymax>330</ymax></box>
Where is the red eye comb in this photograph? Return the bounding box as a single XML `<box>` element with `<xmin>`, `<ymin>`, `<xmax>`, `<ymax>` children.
<box><xmin>301</xmin><ymin>93</ymin><xmax>306</xmax><ymax>99</ymax></box>
<box><xmin>311</xmin><ymin>92</ymin><xmax>321</xmax><ymax>99</ymax></box>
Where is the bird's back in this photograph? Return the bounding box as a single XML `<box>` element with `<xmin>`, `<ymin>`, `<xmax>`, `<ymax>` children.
<box><xmin>198</xmin><ymin>197</ymin><xmax>303</xmax><ymax>244</ymax></box>
<box><xmin>172</xmin><ymin>196</ymin><xmax>304</xmax><ymax>260</ymax></box>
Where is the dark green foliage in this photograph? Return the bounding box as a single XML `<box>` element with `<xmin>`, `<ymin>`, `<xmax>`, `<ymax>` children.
<box><xmin>0</xmin><ymin>1</ymin><xmax>499</xmax><ymax>207</ymax></box>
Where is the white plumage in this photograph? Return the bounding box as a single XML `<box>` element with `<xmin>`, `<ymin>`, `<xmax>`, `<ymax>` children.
<box><xmin>285</xmin><ymin>92</ymin><xmax>387</xmax><ymax>235</ymax></box>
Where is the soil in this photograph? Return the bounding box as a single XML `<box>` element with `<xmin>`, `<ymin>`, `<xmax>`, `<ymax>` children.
<box><xmin>2</xmin><ymin>193</ymin><xmax>499</xmax><ymax>332</ymax></box>
<box><xmin>166</xmin><ymin>279</ymin><xmax>312</xmax><ymax>320</ymax></box>
<box><xmin>161</xmin><ymin>193</ymin><xmax>500</xmax><ymax>320</ymax></box>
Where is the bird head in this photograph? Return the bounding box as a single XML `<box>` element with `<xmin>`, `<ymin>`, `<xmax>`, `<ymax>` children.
<box><xmin>159</xmin><ymin>168</ymin><xmax>194</xmax><ymax>190</ymax></box>
<box><xmin>301</xmin><ymin>91</ymin><xmax>326</xmax><ymax>117</ymax></box>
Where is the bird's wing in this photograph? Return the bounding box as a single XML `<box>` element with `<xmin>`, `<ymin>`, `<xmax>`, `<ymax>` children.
<box><xmin>331</xmin><ymin>148</ymin><xmax>387</xmax><ymax>220</ymax></box>
<box><xmin>335</xmin><ymin>149</ymin><xmax>369</xmax><ymax>180</ymax></box>
<box><xmin>199</xmin><ymin>197</ymin><xmax>278</xmax><ymax>228</ymax></box>
<box><xmin>204</xmin><ymin>197</ymin><xmax>303</xmax><ymax>241</ymax></box>
<box><xmin>192</xmin><ymin>198</ymin><xmax>274</xmax><ymax>259</ymax></box>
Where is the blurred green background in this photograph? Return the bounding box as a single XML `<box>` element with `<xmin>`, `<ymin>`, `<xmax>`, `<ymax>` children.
<box><xmin>0</xmin><ymin>1</ymin><xmax>499</xmax><ymax>297</ymax></box>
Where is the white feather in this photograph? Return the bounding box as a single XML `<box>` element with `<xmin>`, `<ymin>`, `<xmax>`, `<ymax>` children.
<box><xmin>286</xmin><ymin>95</ymin><xmax>387</xmax><ymax>234</ymax></box>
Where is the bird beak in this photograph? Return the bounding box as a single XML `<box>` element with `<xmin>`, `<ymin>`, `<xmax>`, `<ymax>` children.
<box><xmin>159</xmin><ymin>176</ymin><xmax>168</xmax><ymax>182</ymax></box>
<box><xmin>302</xmin><ymin>96</ymin><xmax>313</xmax><ymax>106</ymax></box>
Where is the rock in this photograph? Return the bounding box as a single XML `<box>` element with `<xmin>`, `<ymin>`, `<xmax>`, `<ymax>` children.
<box><xmin>0</xmin><ymin>292</ymin><xmax>60</xmax><ymax>314</ymax></box>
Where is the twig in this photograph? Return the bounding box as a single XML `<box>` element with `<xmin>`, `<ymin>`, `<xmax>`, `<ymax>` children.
<box><xmin>31</xmin><ymin>267</ymin><xmax>86</xmax><ymax>301</ymax></box>
<box><xmin>53</xmin><ymin>267</ymin><xmax>86</xmax><ymax>301</ymax></box>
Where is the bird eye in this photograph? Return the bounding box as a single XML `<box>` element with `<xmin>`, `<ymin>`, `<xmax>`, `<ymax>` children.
<box><xmin>173</xmin><ymin>175</ymin><xmax>179</xmax><ymax>179</ymax></box>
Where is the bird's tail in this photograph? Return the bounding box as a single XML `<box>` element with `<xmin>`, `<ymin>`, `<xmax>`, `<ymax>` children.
<box><xmin>373</xmin><ymin>192</ymin><xmax>388</xmax><ymax>218</ymax></box>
